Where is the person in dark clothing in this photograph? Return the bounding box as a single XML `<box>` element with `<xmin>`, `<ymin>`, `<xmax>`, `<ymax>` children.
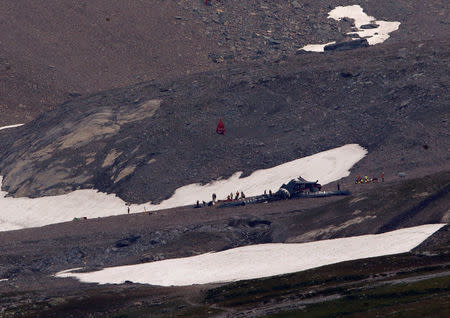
<box><xmin>337</xmin><ymin>182</ymin><xmax>340</xmax><ymax>191</ymax></box>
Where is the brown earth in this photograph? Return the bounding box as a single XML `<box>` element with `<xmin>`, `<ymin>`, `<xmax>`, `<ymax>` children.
<box><xmin>0</xmin><ymin>0</ymin><xmax>217</xmax><ymax>125</ymax></box>
<box><xmin>1</xmin><ymin>0</ymin><xmax>448</xmax><ymax>125</ymax></box>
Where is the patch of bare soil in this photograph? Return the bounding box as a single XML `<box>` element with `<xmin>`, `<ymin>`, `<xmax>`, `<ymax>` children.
<box><xmin>0</xmin><ymin>0</ymin><xmax>217</xmax><ymax>125</ymax></box>
<box><xmin>2</xmin><ymin>0</ymin><xmax>448</xmax><ymax>126</ymax></box>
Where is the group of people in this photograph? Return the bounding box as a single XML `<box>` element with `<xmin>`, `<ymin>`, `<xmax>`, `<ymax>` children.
<box><xmin>226</xmin><ymin>191</ymin><xmax>245</xmax><ymax>201</ymax></box>
<box><xmin>355</xmin><ymin>172</ymin><xmax>384</xmax><ymax>184</ymax></box>
<box><xmin>194</xmin><ymin>191</ymin><xmax>247</xmax><ymax>208</ymax></box>
<box><xmin>194</xmin><ymin>200</ymin><xmax>210</xmax><ymax>208</ymax></box>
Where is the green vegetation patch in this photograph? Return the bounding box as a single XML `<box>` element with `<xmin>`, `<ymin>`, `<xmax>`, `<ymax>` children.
<box><xmin>268</xmin><ymin>275</ymin><xmax>450</xmax><ymax>318</ymax></box>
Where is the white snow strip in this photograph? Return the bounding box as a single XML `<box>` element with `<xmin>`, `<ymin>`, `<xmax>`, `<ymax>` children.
<box><xmin>0</xmin><ymin>185</ymin><xmax>141</xmax><ymax>231</ymax></box>
<box><xmin>55</xmin><ymin>224</ymin><xmax>446</xmax><ymax>286</ymax></box>
<box><xmin>300</xmin><ymin>41</ymin><xmax>336</xmax><ymax>53</ymax></box>
<box><xmin>151</xmin><ymin>144</ymin><xmax>366</xmax><ymax>210</ymax></box>
<box><xmin>0</xmin><ymin>144</ymin><xmax>366</xmax><ymax>232</ymax></box>
<box><xmin>0</xmin><ymin>124</ymin><xmax>24</xmax><ymax>131</ymax></box>
<box><xmin>0</xmin><ymin>278</ymin><xmax>8</xmax><ymax>282</ymax></box>
<box><xmin>301</xmin><ymin>5</ymin><xmax>400</xmax><ymax>52</ymax></box>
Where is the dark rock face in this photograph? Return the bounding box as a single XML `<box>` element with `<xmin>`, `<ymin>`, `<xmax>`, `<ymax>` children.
<box><xmin>115</xmin><ymin>235</ymin><xmax>141</xmax><ymax>248</ymax></box>
<box><xmin>0</xmin><ymin>42</ymin><xmax>449</xmax><ymax>203</ymax></box>
<box><xmin>360</xmin><ymin>23</ymin><xmax>380</xmax><ymax>29</ymax></box>
<box><xmin>324</xmin><ymin>39</ymin><xmax>369</xmax><ymax>51</ymax></box>
<box><xmin>0</xmin><ymin>99</ymin><xmax>162</xmax><ymax>197</ymax></box>
<box><xmin>228</xmin><ymin>216</ymin><xmax>272</xmax><ymax>228</ymax></box>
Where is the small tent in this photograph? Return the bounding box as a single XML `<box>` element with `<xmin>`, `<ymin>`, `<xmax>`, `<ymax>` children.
<box><xmin>216</xmin><ymin>118</ymin><xmax>225</xmax><ymax>134</ymax></box>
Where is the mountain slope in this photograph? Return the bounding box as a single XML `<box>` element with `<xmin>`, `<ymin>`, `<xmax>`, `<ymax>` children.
<box><xmin>1</xmin><ymin>40</ymin><xmax>448</xmax><ymax>203</ymax></box>
<box><xmin>1</xmin><ymin>0</ymin><xmax>448</xmax><ymax>125</ymax></box>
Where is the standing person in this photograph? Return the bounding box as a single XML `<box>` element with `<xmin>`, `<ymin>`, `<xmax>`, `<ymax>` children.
<box><xmin>212</xmin><ymin>193</ymin><xmax>217</xmax><ymax>203</ymax></box>
<box><xmin>241</xmin><ymin>191</ymin><xmax>246</xmax><ymax>198</ymax></box>
<box><xmin>381</xmin><ymin>172</ymin><xmax>385</xmax><ymax>182</ymax></box>
<box><xmin>337</xmin><ymin>182</ymin><xmax>340</xmax><ymax>191</ymax></box>
<box><xmin>235</xmin><ymin>191</ymin><xmax>239</xmax><ymax>200</ymax></box>
<box><xmin>127</xmin><ymin>206</ymin><xmax>130</xmax><ymax>214</ymax></box>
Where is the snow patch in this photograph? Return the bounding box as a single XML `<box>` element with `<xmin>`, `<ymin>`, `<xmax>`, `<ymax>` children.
<box><xmin>0</xmin><ymin>144</ymin><xmax>366</xmax><ymax>232</ymax></box>
<box><xmin>301</xmin><ymin>5</ymin><xmax>400</xmax><ymax>52</ymax></box>
<box><xmin>0</xmin><ymin>278</ymin><xmax>8</xmax><ymax>282</ymax></box>
<box><xmin>0</xmin><ymin>124</ymin><xmax>24</xmax><ymax>131</ymax></box>
<box><xmin>55</xmin><ymin>224</ymin><xmax>446</xmax><ymax>286</ymax></box>
<box><xmin>301</xmin><ymin>41</ymin><xmax>336</xmax><ymax>52</ymax></box>
<box><xmin>150</xmin><ymin>144</ymin><xmax>366</xmax><ymax>210</ymax></box>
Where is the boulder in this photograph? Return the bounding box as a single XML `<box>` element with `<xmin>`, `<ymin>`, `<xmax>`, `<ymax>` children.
<box><xmin>324</xmin><ymin>39</ymin><xmax>369</xmax><ymax>51</ymax></box>
<box><xmin>360</xmin><ymin>23</ymin><xmax>379</xmax><ymax>29</ymax></box>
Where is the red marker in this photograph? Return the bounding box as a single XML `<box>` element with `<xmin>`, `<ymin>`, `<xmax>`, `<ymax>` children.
<box><xmin>216</xmin><ymin>118</ymin><xmax>225</xmax><ymax>134</ymax></box>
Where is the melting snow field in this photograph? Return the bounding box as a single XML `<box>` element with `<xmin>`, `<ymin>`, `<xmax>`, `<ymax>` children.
<box><xmin>55</xmin><ymin>224</ymin><xmax>446</xmax><ymax>286</ymax></box>
<box><xmin>0</xmin><ymin>144</ymin><xmax>366</xmax><ymax>232</ymax></box>
<box><xmin>0</xmin><ymin>123</ymin><xmax>24</xmax><ymax>131</ymax></box>
<box><xmin>301</xmin><ymin>5</ymin><xmax>401</xmax><ymax>52</ymax></box>
<box><xmin>152</xmin><ymin>144</ymin><xmax>366</xmax><ymax>210</ymax></box>
<box><xmin>301</xmin><ymin>41</ymin><xmax>337</xmax><ymax>53</ymax></box>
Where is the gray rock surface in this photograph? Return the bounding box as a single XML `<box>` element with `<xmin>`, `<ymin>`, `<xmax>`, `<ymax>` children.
<box><xmin>1</xmin><ymin>42</ymin><xmax>448</xmax><ymax>203</ymax></box>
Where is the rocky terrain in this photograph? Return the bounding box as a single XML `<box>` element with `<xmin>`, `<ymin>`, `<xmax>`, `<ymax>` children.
<box><xmin>1</xmin><ymin>0</ymin><xmax>448</xmax><ymax>124</ymax></box>
<box><xmin>1</xmin><ymin>39</ymin><xmax>449</xmax><ymax>203</ymax></box>
<box><xmin>1</xmin><ymin>1</ymin><xmax>448</xmax><ymax>203</ymax></box>
<box><xmin>0</xmin><ymin>173</ymin><xmax>448</xmax><ymax>317</ymax></box>
<box><xmin>0</xmin><ymin>0</ymin><xmax>449</xmax><ymax>317</ymax></box>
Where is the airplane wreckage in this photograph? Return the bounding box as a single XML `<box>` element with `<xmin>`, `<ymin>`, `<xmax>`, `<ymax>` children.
<box><xmin>194</xmin><ymin>177</ymin><xmax>350</xmax><ymax>209</ymax></box>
